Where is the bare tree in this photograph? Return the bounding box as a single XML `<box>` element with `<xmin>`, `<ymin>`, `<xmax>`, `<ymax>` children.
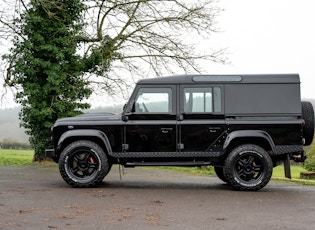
<box><xmin>1</xmin><ymin>0</ymin><xmax>226</xmax><ymax>100</ymax></box>
<box><xmin>0</xmin><ymin>0</ymin><xmax>226</xmax><ymax>158</ymax></box>
<box><xmin>79</xmin><ymin>0</ymin><xmax>227</xmax><ymax>94</ymax></box>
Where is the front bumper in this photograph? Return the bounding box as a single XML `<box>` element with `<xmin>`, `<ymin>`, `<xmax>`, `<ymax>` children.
<box><xmin>45</xmin><ymin>149</ymin><xmax>56</xmax><ymax>158</ymax></box>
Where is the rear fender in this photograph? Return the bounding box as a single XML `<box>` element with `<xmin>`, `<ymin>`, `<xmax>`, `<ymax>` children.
<box><xmin>223</xmin><ymin>130</ymin><xmax>276</xmax><ymax>152</ymax></box>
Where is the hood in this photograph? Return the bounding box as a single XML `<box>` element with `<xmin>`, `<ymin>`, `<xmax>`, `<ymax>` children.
<box><xmin>55</xmin><ymin>112</ymin><xmax>122</xmax><ymax>125</ymax></box>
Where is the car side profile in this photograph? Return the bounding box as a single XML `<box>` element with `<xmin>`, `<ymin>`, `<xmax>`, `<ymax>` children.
<box><xmin>46</xmin><ymin>74</ymin><xmax>314</xmax><ymax>191</ymax></box>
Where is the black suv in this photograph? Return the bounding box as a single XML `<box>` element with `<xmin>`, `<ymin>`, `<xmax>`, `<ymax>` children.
<box><xmin>46</xmin><ymin>74</ymin><xmax>314</xmax><ymax>191</ymax></box>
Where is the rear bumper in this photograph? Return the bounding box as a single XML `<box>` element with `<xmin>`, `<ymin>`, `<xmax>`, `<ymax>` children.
<box><xmin>45</xmin><ymin>149</ymin><xmax>56</xmax><ymax>158</ymax></box>
<box><xmin>290</xmin><ymin>151</ymin><xmax>307</xmax><ymax>163</ymax></box>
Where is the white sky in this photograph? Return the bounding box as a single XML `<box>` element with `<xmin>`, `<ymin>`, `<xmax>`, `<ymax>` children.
<box><xmin>207</xmin><ymin>0</ymin><xmax>315</xmax><ymax>99</ymax></box>
<box><xmin>1</xmin><ymin>0</ymin><xmax>314</xmax><ymax>108</ymax></box>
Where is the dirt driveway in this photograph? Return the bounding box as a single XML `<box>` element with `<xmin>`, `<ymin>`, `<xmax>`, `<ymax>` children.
<box><xmin>1</xmin><ymin>164</ymin><xmax>315</xmax><ymax>230</ymax></box>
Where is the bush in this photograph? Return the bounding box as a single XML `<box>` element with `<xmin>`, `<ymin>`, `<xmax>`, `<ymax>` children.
<box><xmin>304</xmin><ymin>136</ymin><xmax>315</xmax><ymax>171</ymax></box>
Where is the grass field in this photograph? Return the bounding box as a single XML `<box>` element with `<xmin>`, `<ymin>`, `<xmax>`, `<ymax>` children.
<box><xmin>0</xmin><ymin>149</ymin><xmax>34</xmax><ymax>166</ymax></box>
<box><xmin>273</xmin><ymin>164</ymin><xmax>308</xmax><ymax>179</ymax></box>
<box><xmin>0</xmin><ymin>149</ymin><xmax>312</xmax><ymax>181</ymax></box>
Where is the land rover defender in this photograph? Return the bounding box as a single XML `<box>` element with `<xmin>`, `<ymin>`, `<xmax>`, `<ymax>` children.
<box><xmin>46</xmin><ymin>74</ymin><xmax>314</xmax><ymax>191</ymax></box>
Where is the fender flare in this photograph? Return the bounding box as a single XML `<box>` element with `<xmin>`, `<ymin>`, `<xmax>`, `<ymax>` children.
<box><xmin>223</xmin><ymin>130</ymin><xmax>276</xmax><ymax>152</ymax></box>
<box><xmin>57</xmin><ymin>129</ymin><xmax>112</xmax><ymax>154</ymax></box>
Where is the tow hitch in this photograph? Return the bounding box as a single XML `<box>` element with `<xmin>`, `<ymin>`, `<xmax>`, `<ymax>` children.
<box><xmin>290</xmin><ymin>152</ymin><xmax>307</xmax><ymax>163</ymax></box>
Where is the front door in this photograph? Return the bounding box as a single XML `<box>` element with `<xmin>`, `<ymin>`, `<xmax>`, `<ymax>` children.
<box><xmin>125</xmin><ymin>86</ymin><xmax>177</xmax><ymax>155</ymax></box>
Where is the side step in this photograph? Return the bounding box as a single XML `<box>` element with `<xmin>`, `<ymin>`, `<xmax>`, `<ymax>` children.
<box><xmin>124</xmin><ymin>161</ymin><xmax>212</xmax><ymax>167</ymax></box>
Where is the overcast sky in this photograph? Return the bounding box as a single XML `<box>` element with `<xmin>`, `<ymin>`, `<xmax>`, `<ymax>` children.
<box><xmin>207</xmin><ymin>0</ymin><xmax>315</xmax><ymax>99</ymax></box>
<box><xmin>1</xmin><ymin>0</ymin><xmax>314</xmax><ymax>109</ymax></box>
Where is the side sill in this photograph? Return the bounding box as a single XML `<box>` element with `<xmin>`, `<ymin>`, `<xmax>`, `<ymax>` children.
<box><xmin>110</xmin><ymin>151</ymin><xmax>223</xmax><ymax>158</ymax></box>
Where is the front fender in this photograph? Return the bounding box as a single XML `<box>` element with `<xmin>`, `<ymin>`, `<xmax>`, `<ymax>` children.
<box><xmin>223</xmin><ymin>130</ymin><xmax>276</xmax><ymax>152</ymax></box>
<box><xmin>57</xmin><ymin>129</ymin><xmax>112</xmax><ymax>154</ymax></box>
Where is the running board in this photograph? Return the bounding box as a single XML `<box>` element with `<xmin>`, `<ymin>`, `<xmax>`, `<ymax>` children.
<box><xmin>124</xmin><ymin>161</ymin><xmax>212</xmax><ymax>167</ymax></box>
<box><xmin>111</xmin><ymin>151</ymin><xmax>222</xmax><ymax>158</ymax></box>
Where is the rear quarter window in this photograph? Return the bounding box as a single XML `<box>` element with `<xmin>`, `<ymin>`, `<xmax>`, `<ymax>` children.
<box><xmin>183</xmin><ymin>87</ymin><xmax>222</xmax><ymax>113</ymax></box>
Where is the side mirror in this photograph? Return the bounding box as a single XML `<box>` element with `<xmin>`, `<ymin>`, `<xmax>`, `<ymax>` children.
<box><xmin>123</xmin><ymin>101</ymin><xmax>136</xmax><ymax>113</ymax></box>
<box><xmin>122</xmin><ymin>101</ymin><xmax>135</xmax><ymax>121</ymax></box>
<box><xmin>122</xmin><ymin>114</ymin><xmax>128</xmax><ymax>122</ymax></box>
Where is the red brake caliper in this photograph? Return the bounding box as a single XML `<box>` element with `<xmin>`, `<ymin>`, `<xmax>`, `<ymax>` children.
<box><xmin>89</xmin><ymin>156</ymin><xmax>95</xmax><ymax>163</ymax></box>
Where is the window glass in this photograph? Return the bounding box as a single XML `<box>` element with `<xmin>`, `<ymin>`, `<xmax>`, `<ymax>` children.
<box><xmin>135</xmin><ymin>88</ymin><xmax>172</xmax><ymax>113</ymax></box>
<box><xmin>184</xmin><ymin>87</ymin><xmax>222</xmax><ymax>113</ymax></box>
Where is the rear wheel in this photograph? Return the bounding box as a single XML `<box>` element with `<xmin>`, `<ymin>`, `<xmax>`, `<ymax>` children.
<box><xmin>59</xmin><ymin>140</ymin><xmax>110</xmax><ymax>188</ymax></box>
<box><xmin>223</xmin><ymin>144</ymin><xmax>273</xmax><ymax>191</ymax></box>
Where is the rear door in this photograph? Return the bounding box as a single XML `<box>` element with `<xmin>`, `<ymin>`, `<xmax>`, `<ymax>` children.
<box><xmin>179</xmin><ymin>85</ymin><xmax>226</xmax><ymax>153</ymax></box>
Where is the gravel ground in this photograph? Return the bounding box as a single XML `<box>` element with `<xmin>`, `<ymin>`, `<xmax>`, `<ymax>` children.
<box><xmin>1</xmin><ymin>164</ymin><xmax>315</xmax><ymax>230</ymax></box>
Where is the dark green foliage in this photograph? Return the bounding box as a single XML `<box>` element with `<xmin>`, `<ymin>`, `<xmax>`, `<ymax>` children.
<box><xmin>83</xmin><ymin>35</ymin><xmax>114</xmax><ymax>75</ymax></box>
<box><xmin>4</xmin><ymin>0</ymin><xmax>93</xmax><ymax>160</ymax></box>
<box><xmin>304</xmin><ymin>138</ymin><xmax>315</xmax><ymax>172</ymax></box>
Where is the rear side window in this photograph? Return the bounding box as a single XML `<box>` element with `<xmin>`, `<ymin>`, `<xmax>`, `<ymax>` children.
<box><xmin>183</xmin><ymin>87</ymin><xmax>222</xmax><ymax>113</ymax></box>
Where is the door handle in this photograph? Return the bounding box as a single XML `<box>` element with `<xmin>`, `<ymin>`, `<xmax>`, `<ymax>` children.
<box><xmin>209</xmin><ymin>127</ymin><xmax>221</xmax><ymax>133</ymax></box>
<box><xmin>161</xmin><ymin>128</ymin><xmax>173</xmax><ymax>133</ymax></box>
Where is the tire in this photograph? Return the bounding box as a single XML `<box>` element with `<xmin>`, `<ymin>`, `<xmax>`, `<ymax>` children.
<box><xmin>223</xmin><ymin>144</ymin><xmax>273</xmax><ymax>191</ymax></box>
<box><xmin>214</xmin><ymin>166</ymin><xmax>227</xmax><ymax>183</ymax></box>
<box><xmin>58</xmin><ymin>140</ymin><xmax>111</xmax><ymax>188</ymax></box>
<box><xmin>301</xmin><ymin>101</ymin><xmax>314</xmax><ymax>146</ymax></box>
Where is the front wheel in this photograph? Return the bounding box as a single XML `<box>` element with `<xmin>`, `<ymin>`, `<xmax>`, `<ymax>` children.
<box><xmin>58</xmin><ymin>140</ymin><xmax>111</xmax><ymax>188</ymax></box>
<box><xmin>223</xmin><ymin>144</ymin><xmax>273</xmax><ymax>191</ymax></box>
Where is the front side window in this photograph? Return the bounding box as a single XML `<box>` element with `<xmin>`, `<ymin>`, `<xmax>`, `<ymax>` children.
<box><xmin>183</xmin><ymin>87</ymin><xmax>222</xmax><ymax>113</ymax></box>
<box><xmin>134</xmin><ymin>88</ymin><xmax>172</xmax><ymax>113</ymax></box>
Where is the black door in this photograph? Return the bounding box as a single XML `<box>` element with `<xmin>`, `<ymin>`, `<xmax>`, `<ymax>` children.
<box><xmin>125</xmin><ymin>86</ymin><xmax>177</xmax><ymax>154</ymax></box>
<box><xmin>179</xmin><ymin>85</ymin><xmax>226</xmax><ymax>153</ymax></box>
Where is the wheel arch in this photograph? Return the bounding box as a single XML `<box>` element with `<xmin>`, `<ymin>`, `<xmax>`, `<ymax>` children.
<box><xmin>223</xmin><ymin>130</ymin><xmax>276</xmax><ymax>154</ymax></box>
<box><xmin>56</xmin><ymin>129</ymin><xmax>112</xmax><ymax>157</ymax></box>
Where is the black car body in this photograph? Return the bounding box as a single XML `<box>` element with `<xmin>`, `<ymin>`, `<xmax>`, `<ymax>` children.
<box><xmin>46</xmin><ymin>74</ymin><xmax>314</xmax><ymax>191</ymax></box>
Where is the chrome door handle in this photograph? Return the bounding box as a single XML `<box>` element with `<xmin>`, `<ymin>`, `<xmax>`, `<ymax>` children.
<box><xmin>161</xmin><ymin>128</ymin><xmax>173</xmax><ymax>133</ymax></box>
<box><xmin>209</xmin><ymin>127</ymin><xmax>220</xmax><ymax>133</ymax></box>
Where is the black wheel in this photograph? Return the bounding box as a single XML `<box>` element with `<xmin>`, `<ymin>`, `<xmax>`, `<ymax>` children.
<box><xmin>58</xmin><ymin>140</ymin><xmax>111</xmax><ymax>188</ymax></box>
<box><xmin>223</xmin><ymin>144</ymin><xmax>273</xmax><ymax>191</ymax></box>
<box><xmin>214</xmin><ymin>166</ymin><xmax>227</xmax><ymax>183</ymax></box>
<box><xmin>302</xmin><ymin>101</ymin><xmax>314</xmax><ymax>146</ymax></box>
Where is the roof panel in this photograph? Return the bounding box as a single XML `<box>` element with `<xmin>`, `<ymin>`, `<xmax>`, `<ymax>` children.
<box><xmin>137</xmin><ymin>74</ymin><xmax>300</xmax><ymax>85</ymax></box>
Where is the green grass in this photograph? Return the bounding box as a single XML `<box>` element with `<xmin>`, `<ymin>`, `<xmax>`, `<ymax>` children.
<box><xmin>0</xmin><ymin>149</ymin><xmax>34</xmax><ymax>166</ymax></box>
<box><xmin>158</xmin><ymin>164</ymin><xmax>311</xmax><ymax>181</ymax></box>
<box><xmin>272</xmin><ymin>164</ymin><xmax>308</xmax><ymax>179</ymax></box>
<box><xmin>158</xmin><ymin>166</ymin><xmax>216</xmax><ymax>176</ymax></box>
